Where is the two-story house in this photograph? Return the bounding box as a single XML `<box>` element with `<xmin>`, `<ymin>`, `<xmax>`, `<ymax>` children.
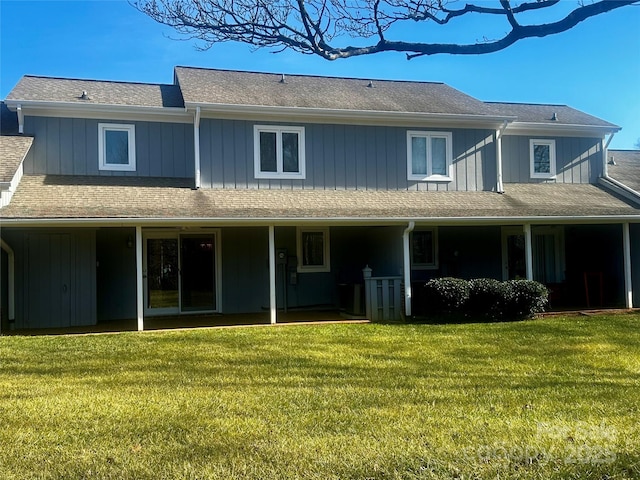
<box><xmin>1</xmin><ymin>67</ymin><xmax>639</xmax><ymax>331</ymax></box>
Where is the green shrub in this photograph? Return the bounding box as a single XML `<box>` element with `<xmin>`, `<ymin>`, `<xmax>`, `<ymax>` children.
<box><xmin>504</xmin><ymin>279</ymin><xmax>549</xmax><ymax>319</ymax></box>
<box><xmin>467</xmin><ymin>278</ymin><xmax>505</xmax><ymax>320</ymax></box>
<box><xmin>423</xmin><ymin>277</ymin><xmax>469</xmax><ymax>315</ymax></box>
<box><xmin>419</xmin><ymin>277</ymin><xmax>548</xmax><ymax>321</ymax></box>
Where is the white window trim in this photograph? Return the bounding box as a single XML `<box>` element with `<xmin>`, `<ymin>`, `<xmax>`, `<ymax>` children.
<box><xmin>296</xmin><ymin>227</ymin><xmax>330</xmax><ymax>273</ymax></box>
<box><xmin>529</xmin><ymin>139</ymin><xmax>556</xmax><ymax>179</ymax></box>
<box><xmin>98</xmin><ymin>123</ymin><xmax>136</xmax><ymax>171</ymax></box>
<box><xmin>410</xmin><ymin>227</ymin><xmax>439</xmax><ymax>270</ymax></box>
<box><xmin>407</xmin><ymin>131</ymin><xmax>453</xmax><ymax>182</ymax></box>
<box><xmin>254</xmin><ymin>125</ymin><xmax>306</xmax><ymax>179</ymax></box>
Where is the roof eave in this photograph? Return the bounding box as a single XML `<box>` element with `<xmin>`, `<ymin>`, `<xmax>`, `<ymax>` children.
<box><xmin>1</xmin><ymin>214</ymin><xmax>638</xmax><ymax>228</ymax></box>
<box><xmin>506</xmin><ymin>121</ymin><xmax>620</xmax><ymax>137</ymax></box>
<box><xmin>184</xmin><ymin>101</ymin><xmax>516</xmax><ymax>127</ymax></box>
<box><xmin>3</xmin><ymin>100</ymin><xmax>191</xmax><ymax>122</ymax></box>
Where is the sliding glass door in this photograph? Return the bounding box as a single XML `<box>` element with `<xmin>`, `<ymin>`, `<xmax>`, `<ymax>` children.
<box><xmin>143</xmin><ymin>231</ymin><xmax>219</xmax><ymax>316</ymax></box>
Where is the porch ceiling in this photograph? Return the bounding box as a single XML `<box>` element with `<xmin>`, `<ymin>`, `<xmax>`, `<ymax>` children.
<box><xmin>1</xmin><ymin>175</ymin><xmax>639</xmax><ymax>222</ymax></box>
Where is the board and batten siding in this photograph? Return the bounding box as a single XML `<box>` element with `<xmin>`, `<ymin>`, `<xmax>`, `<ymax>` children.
<box><xmin>199</xmin><ymin>119</ymin><xmax>498</xmax><ymax>192</ymax></box>
<box><xmin>2</xmin><ymin>228</ymin><xmax>97</xmax><ymax>329</ymax></box>
<box><xmin>501</xmin><ymin>135</ymin><xmax>603</xmax><ymax>184</ymax></box>
<box><xmin>22</xmin><ymin>116</ymin><xmax>195</xmax><ymax>178</ymax></box>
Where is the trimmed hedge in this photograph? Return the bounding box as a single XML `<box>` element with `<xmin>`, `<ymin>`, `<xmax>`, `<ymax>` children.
<box><xmin>423</xmin><ymin>277</ymin><xmax>469</xmax><ymax>315</ymax></box>
<box><xmin>422</xmin><ymin>277</ymin><xmax>548</xmax><ymax>321</ymax></box>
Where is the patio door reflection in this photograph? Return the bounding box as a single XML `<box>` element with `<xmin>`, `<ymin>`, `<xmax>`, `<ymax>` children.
<box><xmin>146</xmin><ymin>237</ymin><xmax>180</xmax><ymax>313</ymax></box>
<box><xmin>181</xmin><ymin>235</ymin><xmax>216</xmax><ymax>312</ymax></box>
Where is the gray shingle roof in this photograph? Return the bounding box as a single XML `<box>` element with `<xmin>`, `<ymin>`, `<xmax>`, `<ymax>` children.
<box><xmin>1</xmin><ymin>175</ymin><xmax>637</xmax><ymax>220</ymax></box>
<box><xmin>608</xmin><ymin>149</ymin><xmax>640</xmax><ymax>193</ymax></box>
<box><xmin>6</xmin><ymin>76</ymin><xmax>185</xmax><ymax>108</ymax></box>
<box><xmin>486</xmin><ymin>102</ymin><xmax>618</xmax><ymax>128</ymax></box>
<box><xmin>174</xmin><ymin>66</ymin><xmax>500</xmax><ymax>116</ymax></box>
<box><xmin>0</xmin><ymin>136</ymin><xmax>33</xmax><ymax>183</ymax></box>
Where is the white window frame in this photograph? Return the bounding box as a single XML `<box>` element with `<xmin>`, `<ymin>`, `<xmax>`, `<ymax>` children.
<box><xmin>410</xmin><ymin>227</ymin><xmax>439</xmax><ymax>270</ymax></box>
<box><xmin>407</xmin><ymin>131</ymin><xmax>453</xmax><ymax>181</ymax></box>
<box><xmin>529</xmin><ymin>139</ymin><xmax>556</xmax><ymax>179</ymax></box>
<box><xmin>98</xmin><ymin>123</ymin><xmax>136</xmax><ymax>171</ymax></box>
<box><xmin>254</xmin><ymin>125</ymin><xmax>306</xmax><ymax>179</ymax></box>
<box><xmin>296</xmin><ymin>227</ymin><xmax>330</xmax><ymax>273</ymax></box>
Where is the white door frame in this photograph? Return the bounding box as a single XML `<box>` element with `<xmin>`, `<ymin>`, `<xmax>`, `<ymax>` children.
<box><xmin>142</xmin><ymin>229</ymin><xmax>221</xmax><ymax>316</ymax></box>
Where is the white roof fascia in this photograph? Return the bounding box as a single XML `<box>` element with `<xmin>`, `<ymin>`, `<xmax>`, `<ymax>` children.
<box><xmin>3</xmin><ymin>100</ymin><xmax>192</xmax><ymax>124</ymax></box>
<box><xmin>1</xmin><ymin>214</ymin><xmax>638</xmax><ymax>228</ymax></box>
<box><xmin>186</xmin><ymin>101</ymin><xmax>516</xmax><ymax>128</ymax></box>
<box><xmin>504</xmin><ymin>122</ymin><xmax>621</xmax><ymax>138</ymax></box>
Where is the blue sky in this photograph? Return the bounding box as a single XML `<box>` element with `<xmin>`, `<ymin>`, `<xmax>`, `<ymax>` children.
<box><xmin>1</xmin><ymin>0</ymin><xmax>639</xmax><ymax>148</ymax></box>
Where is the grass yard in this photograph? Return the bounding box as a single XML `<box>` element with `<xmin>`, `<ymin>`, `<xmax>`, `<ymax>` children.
<box><xmin>0</xmin><ymin>314</ymin><xmax>639</xmax><ymax>479</ymax></box>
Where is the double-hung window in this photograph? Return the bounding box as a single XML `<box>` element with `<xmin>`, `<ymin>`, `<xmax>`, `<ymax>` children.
<box><xmin>98</xmin><ymin>123</ymin><xmax>136</xmax><ymax>171</ymax></box>
<box><xmin>411</xmin><ymin>228</ymin><xmax>438</xmax><ymax>269</ymax></box>
<box><xmin>530</xmin><ymin>139</ymin><xmax>556</xmax><ymax>179</ymax></box>
<box><xmin>297</xmin><ymin>227</ymin><xmax>330</xmax><ymax>272</ymax></box>
<box><xmin>407</xmin><ymin>131</ymin><xmax>452</xmax><ymax>181</ymax></box>
<box><xmin>254</xmin><ymin>125</ymin><xmax>305</xmax><ymax>179</ymax></box>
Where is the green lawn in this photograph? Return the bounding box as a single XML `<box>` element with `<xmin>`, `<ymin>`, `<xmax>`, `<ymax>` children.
<box><xmin>1</xmin><ymin>315</ymin><xmax>639</xmax><ymax>479</ymax></box>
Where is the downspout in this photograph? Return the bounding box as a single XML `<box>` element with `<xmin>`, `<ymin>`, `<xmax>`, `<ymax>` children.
<box><xmin>495</xmin><ymin>121</ymin><xmax>508</xmax><ymax>194</ymax></box>
<box><xmin>268</xmin><ymin>225</ymin><xmax>277</xmax><ymax>324</ymax></box>
<box><xmin>194</xmin><ymin>106</ymin><xmax>201</xmax><ymax>189</ymax></box>
<box><xmin>16</xmin><ymin>105</ymin><xmax>24</xmax><ymax>134</ymax></box>
<box><xmin>0</xmin><ymin>239</ymin><xmax>15</xmax><ymax>328</ymax></box>
<box><xmin>136</xmin><ymin>226</ymin><xmax>144</xmax><ymax>331</ymax></box>
<box><xmin>402</xmin><ymin>221</ymin><xmax>415</xmax><ymax>317</ymax></box>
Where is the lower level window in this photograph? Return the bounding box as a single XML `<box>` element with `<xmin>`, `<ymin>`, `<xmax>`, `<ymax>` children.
<box><xmin>297</xmin><ymin>227</ymin><xmax>330</xmax><ymax>272</ymax></box>
<box><xmin>411</xmin><ymin>228</ymin><xmax>438</xmax><ymax>269</ymax></box>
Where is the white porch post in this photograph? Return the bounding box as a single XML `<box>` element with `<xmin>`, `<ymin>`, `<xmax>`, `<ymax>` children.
<box><xmin>136</xmin><ymin>226</ymin><xmax>144</xmax><ymax>331</ymax></box>
<box><xmin>268</xmin><ymin>225</ymin><xmax>277</xmax><ymax>324</ymax></box>
<box><xmin>402</xmin><ymin>221</ymin><xmax>415</xmax><ymax>317</ymax></box>
<box><xmin>524</xmin><ymin>223</ymin><xmax>533</xmax><ymax>281</ymax></box>
<box><xmin>623</xmin><ymin>222</ymin><xmax>633</xmax><ymax>308</ymax></box>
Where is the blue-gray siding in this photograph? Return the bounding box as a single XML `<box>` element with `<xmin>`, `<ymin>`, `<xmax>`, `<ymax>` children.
<box><xmin>200</xmin><ymin>120</ymin><xmax>498</xmax><ymax>191</ymax></box>
<box><xmin>502</xmin><ymin>135</ymin><xmax>603</xmax><ymax>184</ymax></box>
<box><xmin>2</xmin><ymin>228</ymin><xmax>96</xmax><ymax>329</ymax></box>
<box><xmin>22</xmin><ymin>116</ymin><xmax>194</xmax><ymax>178</ymax></box>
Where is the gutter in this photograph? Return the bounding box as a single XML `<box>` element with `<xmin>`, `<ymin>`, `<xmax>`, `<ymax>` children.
<box><xmin>4</xmin><ymin>100</ymin><xmax>191</xmax><ymax>122</ymax></box>
<box><xmin>185</xmin><ymin>101</ymin><xmax>516</xmax><ymax>127</ymax></box>
<box><xmin>1</xmin><ymin>214</ymin><xmax>638</xmax><ymax>228</ymax></box>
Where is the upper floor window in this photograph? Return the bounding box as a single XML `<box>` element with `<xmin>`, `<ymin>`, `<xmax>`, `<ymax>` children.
<box><xmin>530</xmin><ymin>139</ymin><xmax>556</xmax><ymax>179</ymax></box>
<box><xmin>407</xmin><ymin>131</ymin><xmax>453</xmax><ymax>181</ymax></box>
<box><xmin>254</xmin><ymin>125</ymin><xmax>306</xmax><ymax>179</ymax></box>
<box><xmin>297</xmin><ymin>227</ymin><xmax>330</xmax><ymax>273</ymax></box>
<box><xmin>98</xmin><ymin>123</ymin><xmax>136</xmax><ymax>171</ymax></box>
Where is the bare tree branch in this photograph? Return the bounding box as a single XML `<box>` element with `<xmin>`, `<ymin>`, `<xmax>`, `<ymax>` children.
<box><xmin>131</xmin><ymin>0</ymin><xmax>639</xmax><ymax>60</ymax></box>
